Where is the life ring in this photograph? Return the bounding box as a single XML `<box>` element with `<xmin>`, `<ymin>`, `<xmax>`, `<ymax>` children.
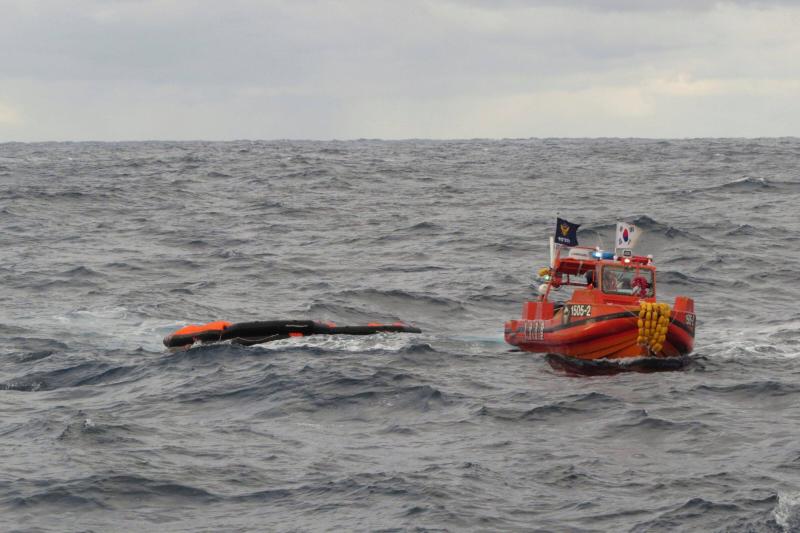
<box><xmin>631</xmin><ymin>276</ymin><xmax>649</xmax><ymax>296</ymax></box>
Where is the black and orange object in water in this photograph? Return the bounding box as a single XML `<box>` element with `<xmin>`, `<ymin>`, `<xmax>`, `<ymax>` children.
<box><xmin>163</xmin><ymin>319</ymin><xmax>422</xmax><ymax>349</ymax></box>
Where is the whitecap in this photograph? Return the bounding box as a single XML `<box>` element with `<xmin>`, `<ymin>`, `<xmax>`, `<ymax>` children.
<box><xmin>774</xmin><ymin>491</ymin><xmax>800</xmax><ymax>531</ymax></box>
<box><xmin>254</xmin><ymin>332</ymin><xmax>418</xmax><ymax>353</ymax></box>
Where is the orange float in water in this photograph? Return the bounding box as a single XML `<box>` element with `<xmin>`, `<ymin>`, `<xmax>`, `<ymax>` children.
<box><xmin>164</xmin><ymin>319</ymin><xmax>421</xmax><ymax>349</ymax></box>
<box><xmin>169</xmin><ymin>321</ymin><xmax>232</xmax><ymax>338</ymax></box>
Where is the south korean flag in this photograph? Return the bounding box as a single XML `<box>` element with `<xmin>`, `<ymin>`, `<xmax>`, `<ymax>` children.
<box><xmin>616</xmin><ymin>222</ymin><xmax>640</xmax><ymax>249</ymax></box>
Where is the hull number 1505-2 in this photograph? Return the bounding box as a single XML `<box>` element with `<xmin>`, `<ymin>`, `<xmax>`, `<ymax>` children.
<box><xmin>563</xmin><ymin>304</ymin><xmax>592</xmax><ymax>324</ymax></box>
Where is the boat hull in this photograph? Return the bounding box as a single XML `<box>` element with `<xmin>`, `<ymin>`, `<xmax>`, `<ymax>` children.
<box><xmin>544</xmin><ymin>353</ymin><xmax>692</xmax><ymax>375</ymax></box>
<box><xmin>505</xmin><ymin>300</ymin><xmax>695</xmax><ymax>361</ymax></box>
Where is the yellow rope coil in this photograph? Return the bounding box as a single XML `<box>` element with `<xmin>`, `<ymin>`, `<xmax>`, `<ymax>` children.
<box><xmin>637</xmin><ymin>301</ymin><xmax>671</xmax><ymax>355</ymax></box>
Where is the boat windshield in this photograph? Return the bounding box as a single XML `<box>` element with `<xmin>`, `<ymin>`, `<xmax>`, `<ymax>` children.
<box><xmin>601</xmin><ymin>265</ymin><xmax>654</xmax><ymax>297</ymax></box>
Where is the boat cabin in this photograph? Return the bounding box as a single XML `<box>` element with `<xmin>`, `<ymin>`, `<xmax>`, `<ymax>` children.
<box><xmin>545</xmin><ymin>247</ymin><xmax>656</xmax><ymax>304</ymax></box>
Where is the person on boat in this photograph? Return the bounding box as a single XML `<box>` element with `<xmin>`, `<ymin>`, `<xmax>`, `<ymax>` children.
<box><xmin>585</xmin><ymin>270</ymin><xmax>595</xmax><ymax>288</ymax></box>
<box><xmin>602</xmin><ymin>269</ymin><xmax>618</xmax><ymax>291</ymax></box>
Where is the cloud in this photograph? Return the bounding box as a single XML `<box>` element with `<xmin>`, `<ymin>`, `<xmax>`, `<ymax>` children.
<box><xmin>461</xmin><ymin>0</ymin><xmax>800</xmax><ymax>12</ymax></box>
<box><xmin>0</xmin><ymin>0</ymin><xmax>799</xmax><ymax>140</ymax></box>
<box><xmin>0</xmin><ymin>102</ymin><xmax>21</xmax><ymax>126</ymax></box>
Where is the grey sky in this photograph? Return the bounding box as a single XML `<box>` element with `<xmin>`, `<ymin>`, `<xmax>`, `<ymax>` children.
<box><xmin>1</xmin><ymin>0</ymin><xmax>798</xmax><ymax>141</ymax></box>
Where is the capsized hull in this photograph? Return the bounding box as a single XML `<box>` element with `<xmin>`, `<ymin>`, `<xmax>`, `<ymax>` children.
<box><xmin>164</xmin><ymin>319</ymin><xmax>422</xmax><ymax>349</ymax></box>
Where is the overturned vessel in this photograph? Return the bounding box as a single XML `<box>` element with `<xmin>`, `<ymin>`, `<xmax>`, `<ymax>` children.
<box><xmin>164</xmin><ymin>319</ymin><xmax>421</xmax><ymax>349</ymax></box>
<box><xmin>505</xmin><ymin>221</ymin><xmax>695</xmax><ymax>372</ymax></box>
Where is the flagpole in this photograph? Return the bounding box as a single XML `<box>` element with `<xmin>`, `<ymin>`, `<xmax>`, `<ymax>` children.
<box><xmin>551</xmin><ymin>211</ymin><xmax>560</xmax><ymax>268</ymax></box>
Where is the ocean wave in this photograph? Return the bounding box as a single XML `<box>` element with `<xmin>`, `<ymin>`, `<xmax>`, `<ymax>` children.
<box><xmin>608</xmin><ymin>410</ymin><xmax>712</xmax><ymax>436</ymax></box>
<box><xmin>3</xmin><ymin>138</ymin><xmax>800</xmax><ymax>531</ymax></box>
<box><xmin>3</xmin><ymin>335</ymin><xmax>66</xmax><ymax>353</ymax></box>
<box><xmin>57</xmin><ymin>415</ymin><xmax>145</xmax><ymax>446</ymax></box>
<box><xmin>476</xmin><ymin>392</ymin><xmax>624</xmax><ymax>422</ymax></box>
<box><xmin>374</xmin><ymin>221</ymin><xmax>446</xmax><ymax>241</ymax></box>
<box><xmin>694</xmin><ymin>380</ymin><xmax>800</xmax><ymax>397</ymax></box>
<box><xmin>774</xmin><ymin>491</ymin><xmax>800</xmax><ymax>532</ymax></box>
<box><xmin>1</xmin><ymin>361</ymin><xmax>140</xmax><ymax>392</ymax></box>
<box><xmin>378</xmin><ymin>264</ymin><xmax>449</xmax><ymax>273</ymax></box>
<box><xmin>254</xmin><ymin>334</ymin><xmax>428</xmax><ymax>354</ymax></box>
<box><xmin>579</xmin><ymin>215</ymin><xmax>710</xmax><ymax>244</ymax></box>
<box><xmin>6</xmin><ymin>474</ymin><xmax>218</xmax><ymax>510</ymax></box>
<box><xmin>698</xmin><ymin>336</ymin><xmax>800</xmax><ymax>361</ymax></box>
<box><xmin>330</xmin><ymin>288</ymin><xmax>465</xmax><ymax>311</ymax></box>
<box><xmin>630</xmin><ymin>496</ymin><xmax>767</xmax><ymax>532</ymax></box>
<box><xmin>311</xmin><ymin>383</ymin><xmax>447</xmax><ymax>413</ymax></box>
<box><xmin>174</xmin><ymin>368</ymin><xmax>300</xmax><ymax>404</ymax></box>
<box><xmin>303</xmin><ymin>288</ymin><xmax>465</xmax><ymax>327</ymax></box>
<box><xmin>725</xmin><ymin>224</ymin><xmax>758</xmax><ymax>236</ymax></box>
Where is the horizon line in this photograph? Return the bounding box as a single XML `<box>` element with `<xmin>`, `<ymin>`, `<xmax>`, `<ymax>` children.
<box><xmin>2</xmin><ymin>135</ymin><xmax>799</xmax><ymax>145</ymax></box>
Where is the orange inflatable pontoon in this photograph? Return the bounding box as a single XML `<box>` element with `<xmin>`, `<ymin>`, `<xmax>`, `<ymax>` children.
<box><xmin>164</xmin><ymin>319</ymin><xmax>421</xmax><ymax>349</ymax></box>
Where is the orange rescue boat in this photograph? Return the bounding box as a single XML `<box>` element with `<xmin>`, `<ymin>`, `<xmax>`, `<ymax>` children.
<box><xmin>505</xmin><ymin>235</ymin><xmax>695</xmax><ymax>373</ymax></box>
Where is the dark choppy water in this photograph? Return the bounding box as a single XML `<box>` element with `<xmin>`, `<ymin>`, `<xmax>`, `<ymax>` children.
<box><xmin>1</xmin><ymin>139</ymin><xmax>800</xmax><ymax>532</ymax></box>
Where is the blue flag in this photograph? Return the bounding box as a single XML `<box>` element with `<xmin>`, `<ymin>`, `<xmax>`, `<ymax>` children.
<box><xmin>554</xmin><ymin>217</ymin><xmax>580</xmax><ymax>246</ymax></box>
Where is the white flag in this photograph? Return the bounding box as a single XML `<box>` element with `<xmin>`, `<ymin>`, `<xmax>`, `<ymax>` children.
<box><xmin>616</xmin><ymin>222</ymin><xmax>640</xmax><ymax>249</ymax></box>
